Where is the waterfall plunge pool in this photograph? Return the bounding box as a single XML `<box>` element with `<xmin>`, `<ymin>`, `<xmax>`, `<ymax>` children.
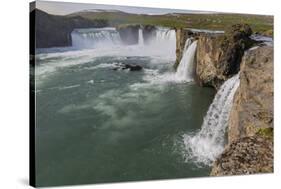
<box><xmin>34</xmin><ymin>27</ymin><xmax>216</xmax><ymax>186</ymax></box>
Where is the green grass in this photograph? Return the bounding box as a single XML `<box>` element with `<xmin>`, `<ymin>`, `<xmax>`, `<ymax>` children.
<box><xmin>68</xmin><ymin>11</ymin><xmax>273</xmax><ymax>35</ymax></box>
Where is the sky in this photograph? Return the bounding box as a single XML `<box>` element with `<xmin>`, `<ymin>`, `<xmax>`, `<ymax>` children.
<box><xmin>36</xmin><ymin>0</ymin><xmax>215</xmax><ymax>15</ymax></box>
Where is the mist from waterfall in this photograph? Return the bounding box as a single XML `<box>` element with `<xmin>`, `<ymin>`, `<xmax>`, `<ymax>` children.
<box><xmin>71</xmin><ymin>28</ymin><xmax>122</xmax><ymax>49</ymax></box>
<box><xmin>69</xmin><ymin>27</ymin><xmax>176</xmax><ymax>59</ymax></box>
<box><xmin>183</xmin><ymin>74</ymin><xmax>240</xmax><ymax>166</ymax></box>
<box><xmin>175</xmin><ymin>40</ymin><xmax>197</xmax><ymax>82</ymax></box>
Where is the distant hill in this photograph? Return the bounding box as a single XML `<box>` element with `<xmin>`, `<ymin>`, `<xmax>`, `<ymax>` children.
<box><xmin>32</xmin><ymin>9</ymin><xmax>108</xmax><ymax>48</ymax></box>
<box><xmin>32</xmin><ymin>8</ymin><xmax>273</xmax><ymax>48</ymax></box>
<box><xmin>66</xmin><ymin>9</ymin><xmax>273</xmax><ymax>33</ymax></box>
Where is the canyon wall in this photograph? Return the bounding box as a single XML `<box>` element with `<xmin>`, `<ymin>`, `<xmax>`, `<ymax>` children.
<box><xmin>211</xmin><ymin>46</ymin><xmax>273</xmax><ymax>176</ymax></box>
<box><xmin>196</xmin><ymin>24</ymin><xmax>255</xmax><ymax>89</ymax></box>
<box><xmin>175</xmin><ymin>24</ymin><xmax>273</xmax><ymax>176</ymax></box>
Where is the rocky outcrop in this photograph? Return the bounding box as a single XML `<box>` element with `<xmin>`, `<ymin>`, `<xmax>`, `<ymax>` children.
<box><xmin>228</xmin><ymin>46</ymin><xmax>273</xmax><ymax>143</ymax></box>
<box><xmin>211</xmin><ymin>136</ymin><xmax>273</xmax><ymax>176</ymax></box>
<box><xmin>211</xmin><ymin>45</ymin><xmax>274</xmax><ymax>176</ymax></box>
<box><xmin>112</xmin><ymin>63</ymin><xmax>143</xmax><ymax>71</ymax></box>
<box><xmin>34</xmin><ymin>9</ymin><xmax>108</xmax><ymax>48</ymax></box>
<box><xmin>195</xmin><ymin>24</ymin><xmax>256</xmax><ymax>89</ymax></box>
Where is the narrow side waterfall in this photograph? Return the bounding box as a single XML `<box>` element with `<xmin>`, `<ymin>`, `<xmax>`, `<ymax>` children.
<box><xmin>71</xmin><ymin>28</ymin><xmax>122</xmax><ymax>49</ymax></box>
<box><xmin>175</xmin><ymin>40</ymin><xmax>197</xmax><ymax>82</ymax></box>
<box><xmin>183</xmin><ymin>38</ymin><xmax>193</xmax><ymax>51</ymax></box>
<box><xmin>138</xmin><ymin>28</ymin><xmax>144</xmax><ymax>46</ymax></box>
<box><xmin>183</xmin><ymin>74</ymin><xmax>240</xmax><ymax>166</ymax></box>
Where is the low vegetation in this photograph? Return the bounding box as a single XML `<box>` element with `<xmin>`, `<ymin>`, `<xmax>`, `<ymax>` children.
<box><xmin>68</xmin><ymin>11</ymin><xmax>273</xmax><ymax>36</ymax></box>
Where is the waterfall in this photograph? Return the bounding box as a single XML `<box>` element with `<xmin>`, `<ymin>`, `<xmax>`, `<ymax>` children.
<box><xmin>183</xmin><ymin>38</ymin><xmax>193</xmax><ymax>51</ymax></box>
<box><xmin>183</xmin><ymin>74</ymin><xmax>240</xmax><ymax>166</ymax></box>
<box><xmin>71</xmin><ymin>28</ymin><xmax>122</xmax><ymax>49</ymax></box>
<box><xmin>143</xmin><ymin>27</ymin><xmax>176</xmax><ymax>59</ymax></box>
<box><xmin>138</xmin><ymin>28</ymin><xmax>144</xmax><ymax>46</ymax></box>
<box><xmin>153</xmin><ymin>28</ymin><xmax>176</xmax><ymax>44</ymax></box>
<box><xmin>175</xmin><ymin>40</ymin><xmax>197</xmax><ymax>82</ymax></box>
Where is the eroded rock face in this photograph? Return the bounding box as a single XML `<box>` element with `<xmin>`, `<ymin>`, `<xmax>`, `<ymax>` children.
<box><xmin>211</xmin><ymin>136</ymin><xmax>273</xmax><ymax>176</ymax></box>
<box><xmin>196</xmin><ymin>34</ymin><xmax>225</xmax><ymax>88</ymax></box>
<box><xmin>196</xmin><ymin>24</ymin><xmax>256</xmax><ymax>89</ymax></box>
<box><xmin>211</xmin><ymin>45</ymin><xmax>274</xmax><ymax>176</ymax></box>
<box><xmin>228</xmin><ymin>46</ymin><xmax>273</xmax><ymax>143</ymax></box>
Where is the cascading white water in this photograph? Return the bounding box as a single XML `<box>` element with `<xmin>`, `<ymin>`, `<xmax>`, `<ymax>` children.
<box><xmin>141</xmin><ymin>27</ymin><xmax>176</xmax><ymax>59</ymax></box>
<box><xmin>138</xmin><ymin>28</ymin><xmax>144</xmax><ymax>46</ymax></box>
<box><xmin>68</xmin><ymin>27</ymin><xmax>177</xmax><ymax>59</ymax></box>
<box><xmin>183</xmin><ymin>74</ymin><xmax>240</xmax><ymax>166</ymax></box>
<box><xmin>71</xmin><ymin>28</ymin><xmax>122</xmax><ymax>49</ymax></box>
<box><xmin>183</xmin><ymin>38</ymin><xmax>193</xmax><ymax>51</ymax></box>
<box><xmin>152</xmin><ymin>28</ymin><xmax>176</xmax><ymax>45</ymax></box>
<box><xmin>175</xmin><ymin>40</ymin><xmax>197</xmax><ymax>82</ymax></box>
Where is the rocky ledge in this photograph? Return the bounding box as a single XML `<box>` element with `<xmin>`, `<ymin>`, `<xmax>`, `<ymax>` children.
<box><xmin>211</xmin><ymin>135</ymin><xmax>273</xmax><ymax>176</ymax></box>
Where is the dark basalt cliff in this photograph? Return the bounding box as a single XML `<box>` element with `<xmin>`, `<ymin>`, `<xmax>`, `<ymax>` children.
<box><xmin>33</xmin><ymin>9</ymin><xmax>108</xmax><ymax>48</ymax></box>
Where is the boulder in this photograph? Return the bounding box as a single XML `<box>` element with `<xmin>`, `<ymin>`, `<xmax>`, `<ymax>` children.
<box><xmin>113</xmin><ymin>63</ymin><xmax>143</xmax><ymax>71</ymax></box>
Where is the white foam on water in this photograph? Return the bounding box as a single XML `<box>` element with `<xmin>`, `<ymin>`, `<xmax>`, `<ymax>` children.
<box><xmin>59</xmin><ymin>84</ymin><xmax>80</xmax><ymax>90</ymax></box>
<box><xmin>182</xmin><ymin>74</ymin><xmax>240</xmax><ymax>166</ymax></box>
